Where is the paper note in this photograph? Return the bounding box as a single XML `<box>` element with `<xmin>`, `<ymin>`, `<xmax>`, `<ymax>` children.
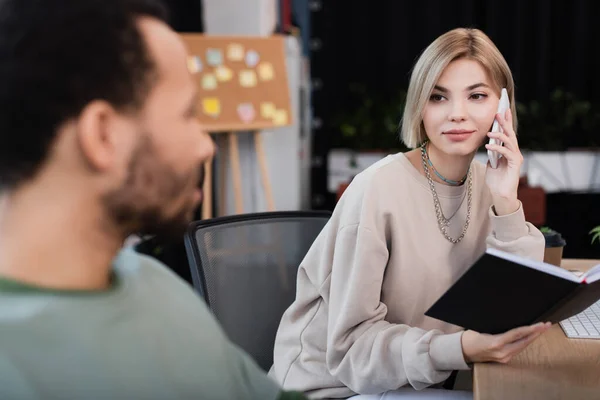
<box><xmin>239</xmin><ymin>70</ymin><xmax>257</xmax><ymax>88</ymax></box>
<box><xmin>260</xmin><ymin>102</ymin><xmax>276</xmax><ymax>119</ymax></box>
<box><xmin>227</xmin><ymin>43</ymin><xmax>244</xmax><ymax>61</ymax></box>
<box><xmin>206</xmin><ymin>48</ymin><xmax>223</xmax><ymax>66</ymax></box>
<box><xmin>237</xmin><ymin>103</ymin><xmax>256</xmax><ymax>123</ymax></box>
<box><xmin>201</xmin><ymin>73</ymin><xmax>217</xmax><ymax>90</ymax></box>
<box><xmin>202</xmin><ymin>98</ymin><xmax>221</xmax><ymax>117</ymax></box>
<box><xmin>215</xmin><ymin>65</ymin><xmax>233</xmax><ymax>82</ymax></box>
<box><xmin>187</xmin><ymin>56</ymin><xmax>202</xmax><ymax>73</ymax></box>
<box><xmin>258</xmin><ymin>62</ymin><xmax>275</xmax><ymax>81</ymax></box>
<box><xmin>245</xmin><ymin>50</ymin><xmax>260</xmax><ymax>68</ymax></box>
<box><xmin>273</xmin><ymin>109</ymin><xmax>289</xmax><ymax>126</ymax></box>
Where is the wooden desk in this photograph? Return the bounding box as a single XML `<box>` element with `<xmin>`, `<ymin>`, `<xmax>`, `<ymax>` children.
<box><xmin>473</xmin><ymin>258</ymin><xmax>600</xmax><ymax>400</ymax></box>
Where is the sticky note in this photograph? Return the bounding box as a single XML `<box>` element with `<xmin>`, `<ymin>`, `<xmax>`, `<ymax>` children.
<box><xmin>273</xmin><ymin>109</ymin><xmax>289</xmax><ymax>126</ymax></box>
<box><xmin>260</xmin><ymin>102</ymin><xmax>276</xmax><ymax>119</ymax></box>
<box><xmin>187</xmin><ymin>56</ymin><xmax>202</xmax><ymax>73</ymax></box>
<box><xmin>237</xmin><ymin>103</ymin><xmax>256</xmax><ymax>123</ymax></box>
<box><xmin>215</xmin><ymin>65</ymin><xmax>233</xmax><ymax>82</ymax></box>
<box><xmin>239</xmin><ymin>70</ymin><xmax>257</xmax><ymax>88</ymax></box>
<box><xmin>245</xmin><ymin>50</ymin><xmax>260</xmax><ymax>68</ymax></box>
<box><xmin>201</xmin><ymin>73</ymin><xmax>217</xmax><ymax>90</ymax></box>
<box><xmin>202</xmin><ymin>98</ymin><xmax>221</xmax><ymax>117</ymax></box>
<box><xmin>227</xmin><ymin>43</ymin><xmax>244</xmax><ymax>61</ymax></box>
<box><xmin>206</xmin><ymin>48</ymin><xmax>223</xmax><ymax>66</ymax></box>
<box><xmin>258</xmin><ymin>62</ymin><xmax>275</xmax><ymax>81</ymax></box>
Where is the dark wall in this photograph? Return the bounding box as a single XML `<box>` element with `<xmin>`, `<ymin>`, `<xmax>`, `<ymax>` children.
<box><xmin>311</xmin><ymin>0</ymin><xmax>598</xmax><ymax>106</ymax></box>
<box><xmin>545</xmin><ymin>193</ymin><xmax>600</xmax><ymax>259</ymax></box>
<box><xmin>163</xmin><ymin>0</ymin><xmax>204</xmax><ymax>32</ymax></box>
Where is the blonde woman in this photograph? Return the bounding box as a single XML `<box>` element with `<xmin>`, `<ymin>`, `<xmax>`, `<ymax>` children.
<box><xmin>269</xmin><ymin>28</ymin><xmax>549</xmax><ymax>399</ymax></box>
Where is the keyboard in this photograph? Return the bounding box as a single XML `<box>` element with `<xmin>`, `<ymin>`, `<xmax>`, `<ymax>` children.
<box><xmin>560</xmin><ymin>300</ymin><xmax>600</xmax><ymax>339</ymax></box>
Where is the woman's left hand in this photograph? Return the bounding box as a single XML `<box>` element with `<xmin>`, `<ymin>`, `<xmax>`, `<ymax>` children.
<box><xmin>485</xmin><ymin>108</ymin><xmax>523</xmax><ymax>215</ymax></box>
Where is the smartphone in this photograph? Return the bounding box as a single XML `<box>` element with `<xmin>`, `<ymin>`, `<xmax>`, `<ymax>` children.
<box><xmin>488</xmin><ymin>88</ymin><xmax>510</xmax><ymax>168</ymax></box>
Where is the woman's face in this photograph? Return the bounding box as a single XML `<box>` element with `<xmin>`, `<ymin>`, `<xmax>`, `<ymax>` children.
<box><xmin>422</xmin><ymin>58</ymin><xmax>501</xmax><ymax>156</ymax></box>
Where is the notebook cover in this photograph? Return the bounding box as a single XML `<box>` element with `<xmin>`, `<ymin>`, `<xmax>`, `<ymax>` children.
<box><xmin>425</xmin><ymin>251</ymin><xmax>579</xmax><ymax>334</ymax></box>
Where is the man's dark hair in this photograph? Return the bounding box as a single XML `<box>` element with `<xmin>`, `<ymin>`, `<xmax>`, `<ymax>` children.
<box><xmin>0</xmin><ymin>0</ymin><xmax>168</xmax><ymax>189</ymax></box>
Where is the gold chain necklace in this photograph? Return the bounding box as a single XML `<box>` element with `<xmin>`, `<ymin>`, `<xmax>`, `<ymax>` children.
<box><xmin>420</xmin><ymin>143</ymin><xmax>472</xmax><ymax>244</ymax></box>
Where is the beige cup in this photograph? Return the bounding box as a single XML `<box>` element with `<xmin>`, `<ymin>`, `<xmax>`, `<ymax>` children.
<box><xmin>543</xmin><ymin>230</ymin><xmax>567</xmax><ymax>267</ymax></box>
<box><xmin>544</xmin><ymin>246</ymin><xmax>564</xmax><ymax>267</ymax></box>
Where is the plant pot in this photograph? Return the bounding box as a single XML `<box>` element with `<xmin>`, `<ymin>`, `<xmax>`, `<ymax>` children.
<box><xmin>543</xmin><ymin>230</ymin><xmax>567</xmax><ymax>267</ymax></box>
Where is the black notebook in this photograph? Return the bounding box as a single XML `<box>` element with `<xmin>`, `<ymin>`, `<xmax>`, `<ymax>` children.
<box><xmin>425</xmin><ymin>248</ymin><xmax>600</xmax><ymax>334</ymax></box>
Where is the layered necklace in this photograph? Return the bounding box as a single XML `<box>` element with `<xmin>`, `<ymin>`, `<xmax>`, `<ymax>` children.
<box><xmin>420</xmin><ymin>142</ymin><xmax>472</xmax><ymax>244</ymax></box>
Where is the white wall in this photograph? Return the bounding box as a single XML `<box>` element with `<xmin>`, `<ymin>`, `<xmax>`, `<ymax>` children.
<box><xmin>328</xmin><ymin>150</ymin><xmax>600</xmax><ymax>194</ymax></box>
<box><xmin>202</xmin><ymin>0</ymin><xmax>277</xmax><ymax>36</ymax></box>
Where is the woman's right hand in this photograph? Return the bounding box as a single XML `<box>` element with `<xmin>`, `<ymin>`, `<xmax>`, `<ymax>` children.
<box><xmin>461</xmin><ymin>322</ymin><xmax>552</xmax><ymax>364</ymax></box>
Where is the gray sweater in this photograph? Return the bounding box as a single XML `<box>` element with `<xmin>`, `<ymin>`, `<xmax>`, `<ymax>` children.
<box><xmin>0</xmin><ymin>248</ymin><xmax>285</xmax><ymax>400</ymax></box>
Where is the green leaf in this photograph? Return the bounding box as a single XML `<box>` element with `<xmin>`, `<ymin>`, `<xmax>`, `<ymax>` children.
<box><xmin>590</xmin><ymin>226</ymin><xmax>600</xmax><ymax>244</ymax></box>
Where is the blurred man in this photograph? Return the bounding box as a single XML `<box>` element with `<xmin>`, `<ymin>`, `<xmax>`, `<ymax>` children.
<box><xmin>0</xmin><ymin>0</ymin><xmax>305</xmax><ymax>398</ymax></box>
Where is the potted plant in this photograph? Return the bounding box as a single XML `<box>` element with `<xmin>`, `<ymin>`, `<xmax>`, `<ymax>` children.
<box><xmin>516</xmin><ymin>88</ymin><xmax>600</xmax><ymax>151</ymax></box>
<box><xmin>539</xmin><ymin>226</ymin><xmax>567</xmax><ymax>266</ymax></box>
<box><xmin>329</xmin><ymin>84</ymin><xmax>409</xmax><ymax>199</ymax></box>
<box><xmin>330</xmin><ymin>83</ymin><xmax>409</xmax><ymax>160</ymax></box>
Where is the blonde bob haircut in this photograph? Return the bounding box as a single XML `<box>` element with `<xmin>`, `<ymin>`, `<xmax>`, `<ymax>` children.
<box><xmin>400</xmin><ymin>28</ymin><xmax>518</xmax><ymax>149</ymax></box>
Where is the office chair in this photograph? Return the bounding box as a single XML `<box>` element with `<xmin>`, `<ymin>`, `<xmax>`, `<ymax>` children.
<box><xmin>184</xmin><ymin>211</ymin><xmax>331</xmax><ymax>371</ymax></box>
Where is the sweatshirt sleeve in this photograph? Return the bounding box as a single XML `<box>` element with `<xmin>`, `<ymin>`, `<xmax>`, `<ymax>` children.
<box><xmin>324</xmin><ymin>224</ymin><xmax>469</xmax><ymax>395</ymax></box>
<box><xmin>485</xmin><ymin>201</ymin><xmax>545</xmax><ymax>261</ymax></box>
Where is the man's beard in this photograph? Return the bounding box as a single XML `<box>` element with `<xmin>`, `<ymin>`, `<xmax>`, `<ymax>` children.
<box><xmin>102</xmin><ymin>135</ymin><xmax>204</xmax><ymax>242</ymax></box>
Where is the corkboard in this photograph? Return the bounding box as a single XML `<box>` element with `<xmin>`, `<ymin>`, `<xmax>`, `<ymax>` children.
<box><xmin>180</xmin><ymin>34</ymin><xmax>293</xmax><ymax>133</ymax></box>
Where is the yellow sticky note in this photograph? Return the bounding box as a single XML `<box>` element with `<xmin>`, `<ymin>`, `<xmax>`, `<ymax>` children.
<box><xmin>202</xmin><ymin>98</ymin><xmax>221</xmax><ymax>117</ymax></box>
<box><xmin>239</xmin><ymin>70</ymin><xmax>257</xmax><ymax>88</ymax></box>
<box><xmin>187</xmin><ymin>56</ymin><xmax>202</xmax><ymax>73</ymax></box>
<box><xmin>260</xmin><ymin>102</ymin><xmax>276</xmax><ymax>119</ymax></box>
<box><xmin>258</xmin><ymin>62</ymin><xmax>275</xmax><ymax>81</ymax></box>
<box><xmin>227</xmin><ymin>43</ymin><xmax>244</xmax><ymax>62</ymax></box>
<box><xmin>201</xmin><ymin>74</ymin><xmax>217</xmax><ymax>90</ymax></box>
<box><xmin>215</xmin><ymin>65</ymin><xmax>233</xmax><ymax>82</ymax></box>
<box><xmin>273</xmin><ymin>109</ymin><xmax>288</xmax><ymax>126</ymax></box>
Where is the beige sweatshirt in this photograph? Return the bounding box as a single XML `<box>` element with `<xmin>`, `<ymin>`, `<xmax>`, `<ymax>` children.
<box><xmin>269</xmin><ymin>152</ymin><xmax>545</xmax><ymax>399</ymax></box>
